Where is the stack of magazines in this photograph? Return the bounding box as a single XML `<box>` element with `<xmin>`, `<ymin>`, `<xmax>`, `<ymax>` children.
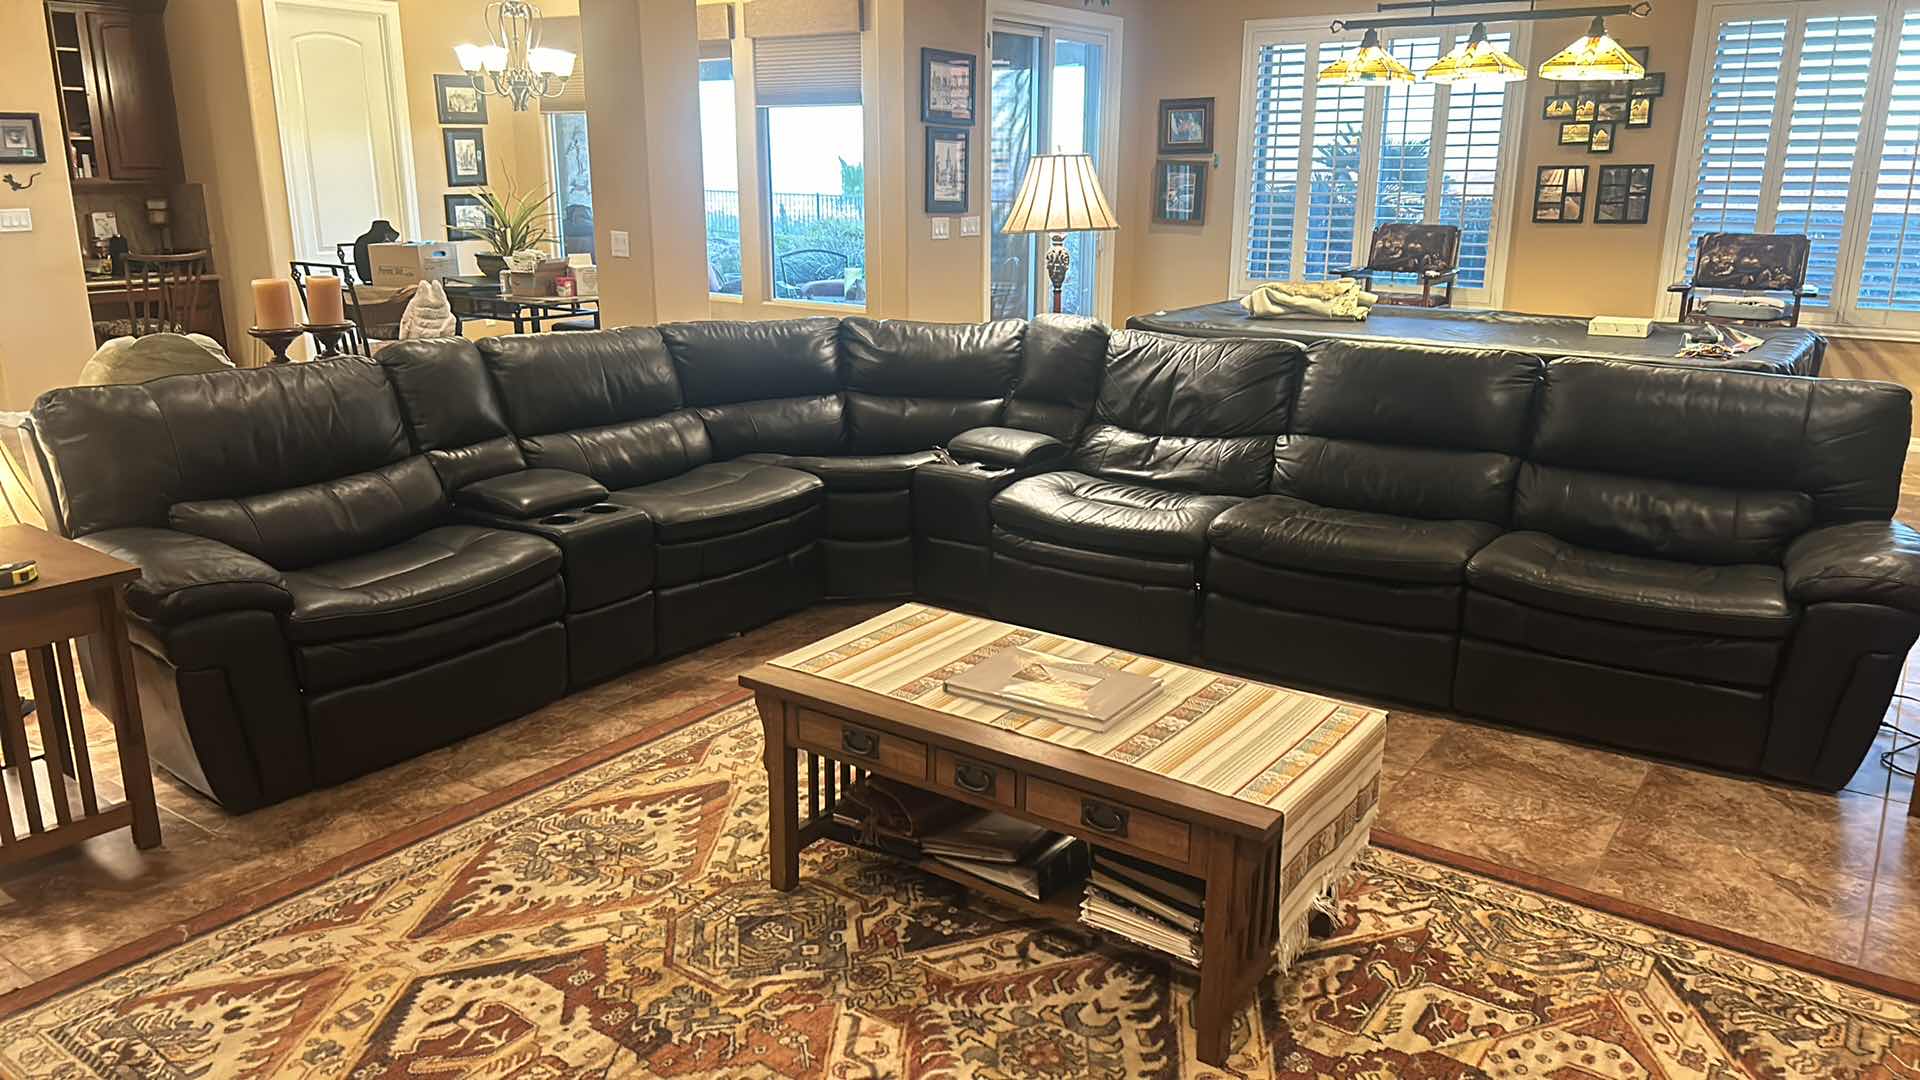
<box><xmin>828</xmin><ymin>777</ymin><xmax>1087</xmax><ymax>901</ymax></box>
<box><xmin>1080</xmin><ymin>849</ymin><xmax>1204</xmax><ymax>967</ymax></box>
<box><xmin>944</xmin><ymin>647</ymin><xmax>1161</xmax><ymax>731</ymax></box>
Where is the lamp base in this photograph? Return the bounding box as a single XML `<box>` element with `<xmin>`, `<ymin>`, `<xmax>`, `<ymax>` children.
<box><xmin>1044</xmin><ymin>232</ymin><xmax>1070</xmax><ymax>315</ymax></box>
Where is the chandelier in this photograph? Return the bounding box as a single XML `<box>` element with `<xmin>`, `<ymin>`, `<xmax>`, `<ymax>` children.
<box><xmin>455</xmin><ymin>1</ymin><xmax>576</xmax><ymax>113</ymax></box>
<box><xmin>1320</xmin><ymin>1</ymin><xmax>1650</xmax><ymax>87</ymax></box>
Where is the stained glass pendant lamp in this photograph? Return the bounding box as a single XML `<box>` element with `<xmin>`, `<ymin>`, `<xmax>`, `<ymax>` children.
<box><xmin>1319</xmin><ymin>28</ymin><xmax>1416</xmax><ymax>85</ymax></box>
<box><xmin>1538</xmin><ymin>15</ymin><xmax>1646</xmax><ymax>80</ymax></box>
<box><xmin>1422</xmin><ymin>22</ymin><xmax>1526</xmax><ymax>85</ymax></box>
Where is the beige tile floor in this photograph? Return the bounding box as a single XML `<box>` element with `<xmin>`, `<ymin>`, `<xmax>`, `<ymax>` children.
<box><xmin>0</xmin><ymin>595</ymin><xmax>1913</xmax><ymax>998</ymax></box>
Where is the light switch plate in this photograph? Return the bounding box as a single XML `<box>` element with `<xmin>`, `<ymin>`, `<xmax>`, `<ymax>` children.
<box><xmin>0</xmin><ymin>208</ymin><xmax>31</xmax><ymax>233</ymax></box>
<box><xmin>930</xmin><ymin>217</ymin><xmax>950</xmax><ymax>240</ymax></box>
<box><xmin>960</xmin><ymin>215</ymin><xmax>981</xmax><ymax>237</ymax></box>
<box><xmin>609</xmin><ymin>229</ymin><xmax>630</xmax><ymax>258</ymax></box>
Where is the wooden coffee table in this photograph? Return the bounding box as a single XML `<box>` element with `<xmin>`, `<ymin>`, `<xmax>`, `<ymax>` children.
<box><xmin>741</xmin><ymin>604</ymin><xmax>1386</xmax><ymax>1066</ymax></box>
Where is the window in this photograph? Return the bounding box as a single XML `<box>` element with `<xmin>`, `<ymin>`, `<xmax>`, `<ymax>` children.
<box><xmin>700</xmin><ymin>57</ymin><xmax>741</xmax><ymax>297</ymax></box>
<box><xmin>755</xmin><ymin>34</ymin><xmax>865</xmax><ymax>307</ymax></box>
<box><xmin>546</xmin><ymin>111</ymin><xmax>593</xmax><ymax>258</ymax></box>
<box><xmin>1233</xmin><ymin>19</ymin><xmax>1525</xmax><ymax>300</ymax></box>
<box><xmin>1672</xmin><ymin>0</ymin><xmax>1920</xmax><ymax>326</ymax></box>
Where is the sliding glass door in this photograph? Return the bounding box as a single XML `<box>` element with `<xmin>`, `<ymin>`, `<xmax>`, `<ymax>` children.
<box><xmin>990</xmin><ymin>11</ymin><xmax>1114</xmax><ymax>319</ymax></box>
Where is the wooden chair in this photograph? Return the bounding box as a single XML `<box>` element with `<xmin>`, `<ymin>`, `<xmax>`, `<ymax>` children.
<box><xmin>1336</xmin><ymin>223</ymin><xmax>1461</xmax><ymax>307</ymax></box>
<box><xmin>92</xmin><ymin>251</ymin><xmax>213</xmax><ymax>343</ymax></box>
<box><xmin>1668</xmin><ymin>232</ymin><xmax>1817</xmax><ymax>327</ymax></box>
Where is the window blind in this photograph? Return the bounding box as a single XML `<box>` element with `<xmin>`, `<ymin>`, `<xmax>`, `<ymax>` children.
<box><xmin>1437</xmin><ymin>29</ymin><xmax>1511</xmax><ymax>289</ymax></box>
<box><xmin>1304</xmin><ymin>41</ymin><xmax>1369</xmax><ymax>280</ymax></box>
<box><xmin>1243</xmin><ymin>41</ymin><xmax>1307</xmax><ymax>282</ymax></box>
<box><xmin>1372</xmin><ymin>36</ymin><xmax>1442</xmax><ymax>286</ymax></box>
<box><xmin>1685</xmin><ymin>19</ymin><xmax>1788</xmax><ymax>267</ymax></box>
<box><xmin>754</xmin><ymin>33</ymin><xmax>862</xmax><ymax>107</ymax></box>
<box><xmin>1859</xmin><ymin>10</ymin><xmax>1920</xmax><ymax>309</ymax></box>
<box><xmin>538</xmin><ymin>16</ymin><xmax>587</xmax><ymax>113</ymax></box>
<box><xmin>1770</xmin><ymin>14</ymin><xmax>1877</xmax><ymax>305</ymax></box>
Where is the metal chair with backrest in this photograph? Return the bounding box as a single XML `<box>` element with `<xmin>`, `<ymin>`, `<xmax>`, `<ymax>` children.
<box><xmin>92</xmin><ymin>251</ymin><xmax>214</xmax><ymax>344</ymax></box>
<box><xmin>290</xmin><ymin>259</ymin><xmax>409</xmax><ymax>354</ymax></box>
<box><xmin>1336</xmin><ymin>223</ymin><xmax>1461</xmax><ymax>308</ymax></box>
<box><xmin>775</xmin><ymin>248</ymin><xmax>852</xmax><ymax>298</ymax></box>
<box><xmin>1668</xmin><ymin>232</ymin><xmax>1817</xmax><ymax>327</ymax></box>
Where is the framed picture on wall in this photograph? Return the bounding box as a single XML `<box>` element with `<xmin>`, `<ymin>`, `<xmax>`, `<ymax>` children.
<box><xmin>1596</xmin><ymin>100</ymin><xmax>1625</xmax><ymax>122</ymax></box>
<box><xmin>0</xmin><ymin>113</ymin><xmax>45</xmax><ymax>165</ymax></box>
<box><xmin>1559</xmin><ymin>121</ymin><xmax>1592</xmax><ymax>146</ymax></box>
<box><xmin>1633</xmin><ymin>71</ymin><xmax>1666</xmax><ymax>97</ymax></box>
<box><xmin>1533</xmin><ymin>164</ymin><xmax>1588</xmax><ymax>223</ymax></box>
<box><xmin>1154</xmin><ymin>159</ymin><xmax>1207</xmax><ymax>224</ymax></box>
<box><xmin>926</xmin><ymin>126</ymin><xmax>970</xmax><ymax>213</ymax></box>
<box><xmin>1157</xmin><ymin>97</ymin><xmax>1215</xmax><ymax>155</ymax></box>
<box><xmin>1627</xmin><ymin>96</ymin><xmax>1654</xmax><ymax>127</ymax></box>
<box><xmin>1588</xmin><ymin>121</ymin><xmax>1616</xmax><ymax>153</ymax></box>
<box><xmin>1595</xmin><ymin>164</ymin><xmax>1655</xmax><ymax>224</ymax></box>
<box><xmin>444</xmin><ymin>127</ymin><xmax>487</xmax><ymax>187</ymax></box>
<box><xmin>922</xmin><ymin>48</ymin><xmax>977</xmax><ymax>125</ymax></box>
<box><xmin>445</xmin><ymin>193</ymin><xmax>490</xmax><ymax>241</ymax></box>
<box><xmin>1603</xmin><ymin>80</ymin><xmax>1633</xmax><ymax>102</ymax></box>
<box><xmin>1574</xmin><ymin>95</ymin><xmax>1598</xmax><ymax>122</ymax></box>
<box><xmin>434</xmin><ymin>74</ymin><xmax>488</xmax><ymax>124</ymax></box>
<box><xmin>1627</xmin><ymin>45</ymin><xmax>1651</xmax><ymax>67</ymax></box>
<box><xmin>1543</xmin><ymin>95</ymin><xmax>1576</xmax><ymax>120</ymax></box>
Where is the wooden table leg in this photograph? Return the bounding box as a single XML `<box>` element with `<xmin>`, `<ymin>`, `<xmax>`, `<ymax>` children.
<box><xmin>757</xmin><ymin>692</ymin><xmax>799</xmax><ymax>891</ymax></box>
<box><xmin>91</xmin><ymin>592</ymin><xmax>160</xmax><ymax>849</ymax></box>
<box><xmin>1194</xmin><ymin>830</ymin><xmax>1250</xmax><ymax>1067</ymax></box>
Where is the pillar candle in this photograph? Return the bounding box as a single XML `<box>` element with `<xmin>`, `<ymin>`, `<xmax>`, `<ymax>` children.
<box><xmin>305</xmin><ymin>275</ymin><xmax>346</xmax><ymax>326</ymax></box>
<box><xmin>252</xmin><ymin>278</ymin><xmax>298</xmax><ymax>330</ymax></box>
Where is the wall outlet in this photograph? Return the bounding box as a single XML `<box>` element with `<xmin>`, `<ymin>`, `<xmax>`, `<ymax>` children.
<box><xmin>0</xmin><ymin>208</ymin><xmax>31</xmax><ymax>233</ymax></box>
<box><xmin>930</xmin><ymin>216</ymin><xmax>950</xmax><ymax>240</ymax></box>
<box><xmin>960</xmin><ymin>215</ymin><xmax>981</xmax><ymax>237</ymax></box>
<box><xmin>609</xmin><ymin>229</ymin><xmax>630</xmax><ymax>258</ymax></box>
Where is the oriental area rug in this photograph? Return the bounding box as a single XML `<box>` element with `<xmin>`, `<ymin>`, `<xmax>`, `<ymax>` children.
<box><xmin>1</xmin><ymin>692</ymin><xmax>1916</xmax><ymax>1078</ymax></box>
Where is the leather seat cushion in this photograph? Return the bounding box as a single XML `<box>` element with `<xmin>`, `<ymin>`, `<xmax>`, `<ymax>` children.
<box><xmin>283</xmin><ymin>526</ymin><xmax>562</xmax><ymax>644</ymax></box>
<box><xmin>992</xmin><ymin>471</ymin><xmax>1242</xmax><ymax>559</ymax></box>
<box><xmin>607</xmin><ymin>461</ymin><xmax>823</xmax><ymax>543</ymax></box>
<box><xmin>1465</xmin><ymin>591</ymin><xmax>1781</xmax><ymax>687</ymax></box>
<box><xmin>993</xmin><ymin>526</ymin><xmax>1197</xmax><ymax>587</ymax></box>
<box><xmin>1208</xmin><ymin>495</ymin><xmax>1501</xmax><ymax>584</ymax></box>
<box><xmin>752</xmin><ymin>451</ymin><xmax>940</xmax><ymax>493</ymax></box>
<box><xmin>1466</xmin><ymin>531</ymin><xmax>1795</xmax><ymax>638</ymax></box>
<box><xmin>296</xmin><ymin>575</ymin><xmax>564</xmax><ymax>692</ymax></box>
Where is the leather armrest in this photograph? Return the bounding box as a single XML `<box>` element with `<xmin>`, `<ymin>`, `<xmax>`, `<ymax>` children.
<box><xmin>1784</xmin><ymin>521</ymin><xmax>1920</xmax><ymax>614</ymax></box>
<box><xmin>454</xmin><ymin>468</ymin><xmax>609</xmax><ymax>518</ymax></box>
<box><xmin>79</xmin><ymin>527</ymin><xmax>292</xmax><ymax>625</ymax></box>
<box><xmin>946</xmin><ymin>426</ymin><xmax>1069</xmax><ymax>471</ymax></box>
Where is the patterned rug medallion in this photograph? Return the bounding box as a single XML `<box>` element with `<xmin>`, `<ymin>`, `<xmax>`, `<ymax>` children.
<box><xmin>1</xmin><ymin>693</ymin><xmax>1915</xmax><ymax>1078</ymax></box>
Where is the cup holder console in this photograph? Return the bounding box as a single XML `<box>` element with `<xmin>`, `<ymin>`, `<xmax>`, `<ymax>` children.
<box><xmin>584</xmin><ymin>504</ymin><xmax>621</xmax><ymax>514</ymax></box>
<box><xmin>540</xmin><ymin>514</ymin><xmax>579</xmax><ymax>525</ymax></box>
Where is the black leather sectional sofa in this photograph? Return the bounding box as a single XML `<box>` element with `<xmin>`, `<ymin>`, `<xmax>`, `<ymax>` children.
<box><xmin>24</xmin><ymin>316</ymin><xmax>1920</xmax><ymax>810</ymax></box>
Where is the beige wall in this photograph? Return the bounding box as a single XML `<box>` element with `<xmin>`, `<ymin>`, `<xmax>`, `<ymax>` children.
<box><xmin>1091</xmin><ymin>0</ymin><xmax>1693</xmax><ymax>321</ymax></box>
<box><xmin>0</xmin><ymin>5</ymin><xmax>101</xmax><ymax>410</ymax></box>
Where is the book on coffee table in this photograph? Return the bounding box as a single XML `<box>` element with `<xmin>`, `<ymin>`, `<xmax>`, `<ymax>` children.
<box><xmin>944</xmin><ymin>646</ymin><xmax>1161</xmax><ymax>730</ymax></box>
<box><xmin>929</xmin><ymin>834</ymin><xmax>1088</xmax><ymax>900</ymax></box>
<box><xmin>921</xmin><ymin>809</ymin><xmax>1055</xmax><ymax>864</ymax></box>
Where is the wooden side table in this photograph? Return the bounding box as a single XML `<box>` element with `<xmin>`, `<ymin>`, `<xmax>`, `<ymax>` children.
<box><xmin>0</xmin><ymin>525</ymin><xmax>160</xmax><ymax>861</ymax></box>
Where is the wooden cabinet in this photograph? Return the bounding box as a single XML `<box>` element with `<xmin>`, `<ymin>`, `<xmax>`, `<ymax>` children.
<box><xmin>45</xmin><ymin>1</ymin><xmax>181</xmax><ymax>184</ymax></box>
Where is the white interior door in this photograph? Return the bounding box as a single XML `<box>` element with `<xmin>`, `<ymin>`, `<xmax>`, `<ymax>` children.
<box><xmin>267</xmin><ymin>0</ymin><xmax>418</xmax><ymax>264</ymax></box>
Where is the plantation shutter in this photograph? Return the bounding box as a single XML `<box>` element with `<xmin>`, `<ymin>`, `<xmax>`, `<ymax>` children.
<box><xmin>1436</xmin><ymin>29</ymin><xmax>1513</xmax><ymax>289</ymax></box>
<box><xmin>754</xmin><ymin>34</ymin><xmax>863</xmax><ymax>106</ymax></box>
<box><xmin>1243</xmin><ymin>40</ymin><xmax>1308</xmax><ymax>282</ymax></box>
<box><xmin>1684</xmin><ymin>18</ymin><xmax>1790</xmax><ymax>267</ymax></box>
<box><xmin>1304</xmin><ymin>41</ymin><xmax>1370</xmax><ymax>280</ymax></box>
<box><xmin>1859</xmin><ymin>10</ymin><xmax>1920</xmax><ymax>309</ymax></box>
<box><xmin>1769</xmin><ymin>14</ymin><xmax>1878</xmax><ymax>305</ymax></box>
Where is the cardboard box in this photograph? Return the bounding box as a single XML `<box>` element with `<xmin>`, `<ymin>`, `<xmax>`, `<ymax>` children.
<box><xmin>506</xmin><ymin>259</ymin><xmax>572</xmax><ymax>297</ymax></box>
<box><xmin>369</xmin><ymin>242</ymin><xmax>460</xmax><ymax>286</ymax></box>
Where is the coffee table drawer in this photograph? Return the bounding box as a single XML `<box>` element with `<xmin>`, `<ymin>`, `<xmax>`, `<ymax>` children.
<box><xmin>794</xmin><ymin>709</ymin><xmax>928</xmax><ymax>779</ymax></box>
<box><xmin>1024</xmin><ymin>776</ymin><xmax>1190</xmax><ymax>864</ymax></box>
<box><xmin>932</xmin><ymin>749</ymin><xmax>1016</xmax><ymax>808</ymax></box>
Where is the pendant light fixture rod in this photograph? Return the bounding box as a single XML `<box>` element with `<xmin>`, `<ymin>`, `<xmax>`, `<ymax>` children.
<box><xmin>1331</xmin><ymin>0</ymin><xmax>1646</xmax><ymax>33</ymax></box>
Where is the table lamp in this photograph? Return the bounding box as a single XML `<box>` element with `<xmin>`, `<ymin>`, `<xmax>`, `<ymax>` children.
<box><xmin>1001</xmin><ymin>152</ymin><xmax>1119</xmax><ymax>314</ymax></box>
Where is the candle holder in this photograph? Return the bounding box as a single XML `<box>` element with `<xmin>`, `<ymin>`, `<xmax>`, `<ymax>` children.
<box><xmin>304</xmin><ymin>322</ymin><xmax>359</xmax><ymax>358</ymax></box>
<box><xmin>247</xmin><ymin>326</ymin><xmax>305</xmax><ymax>365</ymax></box>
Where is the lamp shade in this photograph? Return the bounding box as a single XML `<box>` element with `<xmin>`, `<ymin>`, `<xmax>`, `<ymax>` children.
<box><xmin>1539</xmin><ymin>16</ymin><xmax>1645</xmax><ymax>80</ymax></box>
<box><xmin>1422</xmin><ymin>23</ymin><xmax>1526</xmax><ymax>85</ymax></box>
<box><xmin>1321</xmin><ymin>28</ymin><xmax>1415</xmax><ymax>86</ymax></box>
<box><xmin>1002</xmin><ymin>153</ymin><xmax>1119</xmax><ymax>235</ymax></box>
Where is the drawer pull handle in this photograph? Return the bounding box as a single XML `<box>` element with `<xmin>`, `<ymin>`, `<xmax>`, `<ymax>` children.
<box><xmin>841</xmin><ymin>727</ymin><xmax>879</xmax><ymax>758</ymax></box>
<box><xmin>953</xmin><ymin>762</ymin><xmax>995</xmax><ymax>796</ymax></box>
<box><xmin>1080</xmin><ymin>799</ymin><xmax>1130</xmax><ymax>837</ymax></box>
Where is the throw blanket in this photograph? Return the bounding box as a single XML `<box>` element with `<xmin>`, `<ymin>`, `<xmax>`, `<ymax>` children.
<box><xmin>1241</xmin><ymin>279</ymin><xmax>1378</xmax><ymax>321</ymax></box>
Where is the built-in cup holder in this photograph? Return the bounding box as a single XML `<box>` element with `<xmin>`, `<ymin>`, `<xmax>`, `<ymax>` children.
<box><xmin>584</xmin><ymin>503</ymin><xmax>621</xmax><ymax>514</ymax></box>
<box><xmin>540</xmin><ymin>514</ymin><xmax>579</xmax><ymax>525</ymax></box>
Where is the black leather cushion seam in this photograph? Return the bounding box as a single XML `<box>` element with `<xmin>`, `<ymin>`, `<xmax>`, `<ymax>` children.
<box><xmin>290</xmin><ymin>546</ymin><xmax>556</xmax><ymax>632</ymax></box>
<box><xmin>1459</xmin><ymin>620</ymin><xmax>1773</xmax><ymax>692</ymax></box>
<box><xmin>1209</xmin><ymin>565</ymin><xmax>1464</xmax><ymax>625</ymax></box>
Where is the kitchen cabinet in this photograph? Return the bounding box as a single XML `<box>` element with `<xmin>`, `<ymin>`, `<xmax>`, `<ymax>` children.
<box><xmin>45</xmin><ymin>1</ymin><xmax>181</xmax><ymax>184</ymax></box>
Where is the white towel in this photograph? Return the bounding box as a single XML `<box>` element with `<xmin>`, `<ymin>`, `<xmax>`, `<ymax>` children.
<box><xmin>1240</xmin><ymin>279</ymin><xmax>1379</xmax><ymax>321</ymax></box>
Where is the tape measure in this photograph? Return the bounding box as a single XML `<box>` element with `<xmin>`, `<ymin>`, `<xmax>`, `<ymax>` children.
<box><xmin>0</xmin><ymin>560</ymin><xmax>38</xmax><ymax>588</ymax></box>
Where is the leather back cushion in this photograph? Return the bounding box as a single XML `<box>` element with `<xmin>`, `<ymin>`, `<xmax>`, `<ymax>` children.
<box><xmin>480</xmin><ymin>328</ymin><xmax>684</xmax><ymax>435</ymax></box>
<box><xmin>169</xmin><ymin>456</ymin><xmax>446</xmax><ymax>570</ymax></box>
<box><xmin>1073</xmin><ymin>331</ymin><xmax>1301</xmax><ymax>495</ymax></box>
<box><xmin>1274</xmin><ymin>341</ymin><xmax>1542</xmax><ymax>523</ymax></box>
<box><xmin>662</xmin><ymin>317</ymin><xmax>847</xmax><ymax>457</ymax></box>
<box><xmin>517</xmin><ymin>410</ymin><xmax>713</xmax><ymax>490</ymax></box>
<box><xmin>1532</xmin><ymin>358</ymin><xmax>1910</xmax><ymax>525</ymax></box>
<box><xmin>1007</xmin><ymin>314</ymin><xmax>1107</xmax><ymax>442</ymax></box>
<box><xmin>376</xmin><ymin>338</ymin><xmax>524</xmax><ymax>488</ymax></box>
<box><xmin>32</xmin><ymin>357</ymin><xmax>410</xmax><ymax>537</ymax></box>
<box><xmin>1516</xmin><ymin>463</ymin><xmax>1813</xmax><ymax>564</ymax></box>
<box><xmin>840</xmin><ymin>317</ymin><xmax>1023</xmax><ymax>451</ymax></box>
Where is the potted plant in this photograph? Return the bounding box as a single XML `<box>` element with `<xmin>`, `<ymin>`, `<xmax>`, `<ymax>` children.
<box><xmin>469</xmin><ymin>180</ymin><xmax>556</xmax><ymax>279</ymax></box>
